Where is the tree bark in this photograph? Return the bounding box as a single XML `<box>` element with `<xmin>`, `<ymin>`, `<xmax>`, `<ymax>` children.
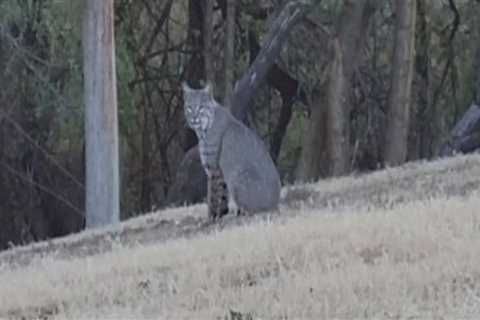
<box><xmin>223</xmin><ymin>0</ymin><xmax>236</xmax><ymax>108</ymax></box>
<box><xmin>183</xmin><ymin>0</ymin><xmax>206</xmax><ymax>151</ymax></box>
<box><xmin>204</xmin><ymin>0</ymin><xmax>215</xmax><ymax>85</ymax></box>
<box><xmin>439</xmin><ymin>103</ymin><xmax>480</xmax><ymax>156</ymax></box>
<box><xmin>231</xmin><ymin>0</ymin><xmax>310</xmax><ymax>122</ymax></box>
<box><xmin>298</xmin><ymin>0</ymin><xmax>374</xmax><ymax>181</ymax></box>
<box><xmin>437</xmin><ymin>2</ymin><xmax>480</xmax><ymax>157</ymax></box>
<box><xmin>326</xmin><ymin>38</ymin><xmax>349</xmax><ymax>176</ymax></box>
<box><xmin>186</xmin><ymin>0</ymin><xmax>206</xmax><ymax>84</ymax></box>
<box><xmin>383</xmin><ymin>0</ymin><xmax>417</xmax><ymax>166</ymax></box>
<box><xmin>203</xmin><ymin>0</ymin><xmax>229</xmax><ymax>219</ymax></box>
<box><xmin>247</xmin><ymin>29</ymin><xmax>308</xmax><ymax>162</ymax></box>
<box><xmin>411</xmin><ymin>0</ymin><xmax>432</xmax><ymax>159</ymax></box>
<box><xmin>271</xmin><ymin>99</ymin><xmax>294</xmax><ymax>163</ymax></box>
<box><xmin>83</xmin><ymin>0</ymin><xmax>120</xmax><ymax>227</ymax></box>
<box><xmin>472</xmin><ymin>2</ymin><xmax>480</xmax><ymax>106</ymax></box>
<box><xmin>297</xmin><ymin>91</ymin><xmax>328</xmax><ymax>181</ymax></box>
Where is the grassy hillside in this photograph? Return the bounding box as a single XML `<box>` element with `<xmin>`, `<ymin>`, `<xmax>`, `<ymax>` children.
<box><xmin>1</xmin><ymin>154</ymin><xmax>480</xmax><ymax>319</ymax></box>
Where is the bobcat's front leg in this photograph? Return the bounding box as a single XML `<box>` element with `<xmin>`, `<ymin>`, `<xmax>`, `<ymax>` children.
<box><xmin>206</xmin><ymin>166</ymin><xmax>229</xmax><ymax>221</ymax></box>
<box><xmin>200</xmin><ymin>140</ymin><xmax>228</xmax><ymax>221</ymax></box>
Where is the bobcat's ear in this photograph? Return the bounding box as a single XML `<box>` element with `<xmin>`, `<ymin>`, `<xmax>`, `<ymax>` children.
<box><xmin>204</xmin><ymin>82</ymin><xmax>213</xmax><ymax>94</ymax></box>
<box><xmin>182</xmin><ymin>82</ymin><xmax>192</xmax><ymax>92</ymax></box>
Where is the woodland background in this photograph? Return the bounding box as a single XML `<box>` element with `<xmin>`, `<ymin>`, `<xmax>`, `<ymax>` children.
<box><xmin>0</xmin><ymin>0</ymin><xmax>478</xmax><ymax>249</ymax></box>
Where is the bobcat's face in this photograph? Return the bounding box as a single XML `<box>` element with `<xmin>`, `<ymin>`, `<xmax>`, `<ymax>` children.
<box><xmin>184</xmin><ymin>104</ymin><xmax>211</xmax><ymax>132</ymax></box>
<box><xmin>182</xmin><ymin>83</ymin><xmax>214</xmax><ymax>134</ymax></box>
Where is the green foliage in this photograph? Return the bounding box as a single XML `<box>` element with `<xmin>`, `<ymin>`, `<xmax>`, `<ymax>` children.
<box><xmin>116</xmin><ymin>31</ymin><xmax>138</xmax><ymax>136</ymax></box>
<box><xmin>0</xmin><ymin>0</ymin><xmax>84</xmax><ymax>148</ymax></box>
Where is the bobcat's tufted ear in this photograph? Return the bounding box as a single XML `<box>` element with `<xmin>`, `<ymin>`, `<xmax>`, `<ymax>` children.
<box><xmin>204</xmin><ymin>82</ymin><xmax>213</xmax><ymax>95</ymax></box>
<box><xmin>182</xmin><ymin>82</ymin><xmax>192</xmax><ymax>92</ymax></box>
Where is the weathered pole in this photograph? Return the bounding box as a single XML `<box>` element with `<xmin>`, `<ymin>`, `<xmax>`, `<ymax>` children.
<box><xmin>82</xmin><ymin>0</ymin><xmax>120</xmax><ymax>228</ymax></box>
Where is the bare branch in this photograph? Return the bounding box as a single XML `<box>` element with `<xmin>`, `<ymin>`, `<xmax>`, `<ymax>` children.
<box><xmin>230</xmin><ymin>0</ymin><xmax>312</xmax><ymax>122</ymax></box>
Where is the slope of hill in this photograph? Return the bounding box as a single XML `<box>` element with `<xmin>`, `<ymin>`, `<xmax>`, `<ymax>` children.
<box><xmin>1</xmin><ymin>154</ymin><xmax>480</xmax><ymax>319</ymax></box>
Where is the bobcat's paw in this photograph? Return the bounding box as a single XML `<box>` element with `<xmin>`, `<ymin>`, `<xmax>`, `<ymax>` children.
<box><xmin>208</xmin><ymin>207</ymin><xmax>229</xmax><ymax>222</ymax></box>
<box><xmin>236</xmin><ymin>208</ymin><xmax>247</xmax><ymax>217</ymax></box>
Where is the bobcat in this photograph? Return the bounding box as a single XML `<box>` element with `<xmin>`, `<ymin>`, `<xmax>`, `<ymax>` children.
<box><xmin>182</xmin><ymin>82</ymin><xmax>281</xmax><ymax>218</ymax></box>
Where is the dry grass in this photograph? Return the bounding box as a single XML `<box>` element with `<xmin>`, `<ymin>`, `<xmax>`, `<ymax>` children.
<box><xmin>1</xmin><ymin>154</ymin><xmax>480</xmax><ymax>319</ymax></box>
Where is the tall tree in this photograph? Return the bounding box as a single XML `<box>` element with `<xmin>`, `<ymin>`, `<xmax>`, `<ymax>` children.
<box><xmin>411</xmin><ymin>0</ymin><xmax>432</xmax><ymax>160</ymax></box>
<box><xmin>223</xmin><ymin>0</ymin><xmax>236</xmax><ymax>107</ymax></box>
<box><xmin>298</xmin><ymin>0</ymin><xmax>374</xmax><ymax>180</ymax></box>
<box><xmin>438</xmin><ymin>1</ymin><xmax>480</xmax><ymax>157</ymax></box>
<box><xmin>83</xmin><ymin>0</ymin><xmax>120</xmax><ymax>227</ymax></box>
<box><xmin>204</xmin><ymin>0</ymin><xmax>215</xmax><ymax>85</ymax></box>
<box><xmin>472</xmin><ymin>1</ymin><xmax>480</xmax><ymax>106</ymax></box>
<box><xmin>183</xmin><ymin>0</ymin><xmax>207</xmax><ymax>152</ymax></box>
<box><xmin>383</xmin><ymin>0</ymin><xmax>417</xmax><ymax>166</ymax></box>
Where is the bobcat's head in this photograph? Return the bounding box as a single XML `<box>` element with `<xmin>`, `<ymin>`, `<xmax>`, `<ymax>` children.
<box><xmin>182</xmin><ymin>83</ymin><xmax>215</xmax><ymax>134</ymax></box>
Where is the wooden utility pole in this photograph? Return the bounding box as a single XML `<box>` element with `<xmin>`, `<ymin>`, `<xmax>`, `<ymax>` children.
<box><xmin>82</xmin><ymin>0</ymin><xmax>120</xmax><ymax>228</ymax></box>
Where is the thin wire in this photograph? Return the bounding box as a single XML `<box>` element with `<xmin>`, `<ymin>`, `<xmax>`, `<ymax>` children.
<box><xmin>3</xmin><ymin>115</ymin><xmax>85</xmax><ymax>190</ymax></box>
<box><xmin>0</xmin><ymin>24</ymin><xmax>85</xmax><ymax>190</ymax></box>
<box><xmin>0</xmin><ymin>160</ymin><xmax>85</xmax><ymax>218</ymax></box>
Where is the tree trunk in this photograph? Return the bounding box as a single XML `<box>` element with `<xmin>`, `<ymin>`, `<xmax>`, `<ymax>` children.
<box><xmin>326</xmin><ymin>38</ymin><xmax>349</xmax><ymax>176</ymax></box>
<box><xmin>437</xmin><ymin>2</ymin><xmax>480</xmax><ymax>157</ymax></box>
<box><xmin>140</xmin><ymin>99</ymin><xmax>152</xmax><ymax>213</ymax></box>
<box><xmin>439</xmin><ymin>103</ymin><xmax>480</xmax><ymax>156</ymax></box>
<box><xmin>183</xmin><ymin>0</ymin><xmax>206</xmax><ymax>151</ymax></box>
<box><xmin>297</xmin><ymin>91</ymin><xmax>328</xmax><ymax>181</ymax></box>
<box><xmin>223</xmin><ymin>0</ymin><xmax>236</xmax><ymax>107</ymax></box>
<box><xmin>231</xmin><ymin>1</ymin><xmax>310</xmax><ymax>122</ymax></box>
<box><xmin>83</xmin><ymin>0</ymin><xmax>120</xmax><ymax>228</ymax></box>
<box><xmin>247</xmin><ymin>29</ymin><xmax>309</xmax><ymax>162</ymax></box>
<box><xmin>299</xmin><ymin>0</ymin><xmax>374</xmax><ymax>180</ymax></box>
<box><xmin>472</xmin><ymin>3</ymin><xmax>480</xmax><ymax>106</ymax></box>
<box><xmin>411</xmin><ymin>0</ymin><xmax>432</xmax><ymax>160</ymax></box>
<box><xmin>202</xmin><ymin>0</ymin><xmax>229</xmax><ymax>219</ymax></box>
<box><xmin>271</xmin><ymin>99</ymin><xmax>294</xmax><ymax>163</ymax></box>
<box><xmin>383</xmin><ymin>0</ymin><xmax>417</xmax><ymax>166</ymax></box>
<box><xmin>204</xmin><ymin>0</ymin><xmax>215</xmax><ymax>85</ymax></box>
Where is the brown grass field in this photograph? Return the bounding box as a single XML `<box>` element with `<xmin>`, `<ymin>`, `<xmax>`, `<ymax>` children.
<box><xmin>1</xmin><ymin>154</ymin><xmax>480</xmax><ymax>319</ymax></box>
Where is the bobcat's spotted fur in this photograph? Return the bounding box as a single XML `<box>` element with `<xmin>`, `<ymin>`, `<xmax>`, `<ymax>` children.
<box><xmin>207</xmin><ymin>167</ymin><xmax>229</xmax><ymax>220</ymax></box>
<box><xmin>183</xmin><ymin>83</ymin><xmax>281</xmax><ymax>219</ymax></box>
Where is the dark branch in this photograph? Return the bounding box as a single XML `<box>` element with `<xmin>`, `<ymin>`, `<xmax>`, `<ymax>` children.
<box><xmin>447</xmin><ymin>0</ymin><xmax>460</xmax><ymax>42</ymax></box>
<box><xmin>439</xmin><ymin>103</ymin><xmax>480</xmax><ymax>156</ymax></box>
<box><xmin>248</xmin><ymin>30</ymin><xmax>308</xmax><ymax>106</ymax></box>
<box><xmin>247</xmin><ymin>29</ymin><xmax>308</xmax><ymax>161</ymax></box>
<box><xmin>144</xmin><ymin>0</ymin><xmax>175</xmax><ymax>55</ymax></box>
<box><xmin>230</xmin><ymin>0</ymin><xmax>312</xmax><ymax>122</ymax></box>
<box><xmin>432</xmin><ymin>0</ymin><xmax>460</xmax><ymax>109</ymax></box>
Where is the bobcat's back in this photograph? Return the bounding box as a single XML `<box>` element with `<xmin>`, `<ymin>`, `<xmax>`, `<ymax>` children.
<box><xmin>217</xmin><ymin>110</ymin><xmax>281</xmax><ymax>213</ymax></box>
